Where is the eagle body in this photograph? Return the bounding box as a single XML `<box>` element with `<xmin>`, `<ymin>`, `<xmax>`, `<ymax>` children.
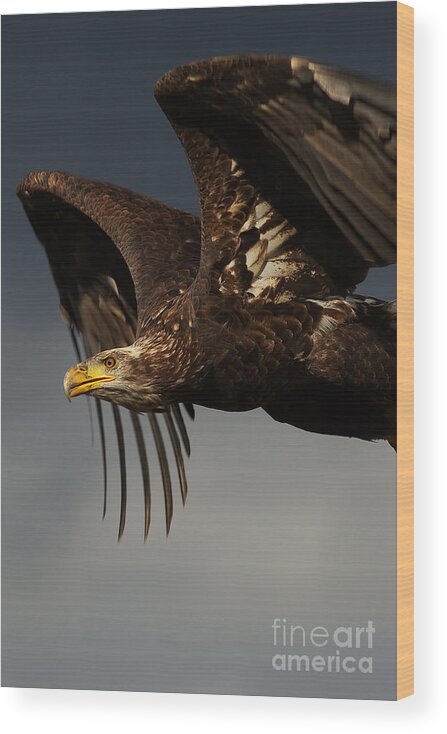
<box><xmin>151</xmin><ymin>291</ymin><xmax>396</xmax><ymax>445</ymax></box>
<box><xmin>18</xmin><ymin>54</ymin><xmax>397</xmax><ymax>536</ymax></box>
<box><xmin>97</xmin><ymin>287</ymin><xmax>395</xmax><ymax>446</ymax></box>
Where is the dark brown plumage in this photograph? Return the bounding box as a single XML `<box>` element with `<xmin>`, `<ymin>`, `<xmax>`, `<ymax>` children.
<box><xmin>17</xmin><ymin>54</ymin><xmax>396</xmax><ymax>538</ymax></box>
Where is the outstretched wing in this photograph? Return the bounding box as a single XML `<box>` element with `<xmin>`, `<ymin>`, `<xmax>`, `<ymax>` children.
<box><xmin>17</xmin><ymin>171</ymin><xmax>201</xmax><ymax>539</ymax></box>
<box><xmin>155</xmin><ymin>55</ymin><xmax>396</xmax><ymax>304</ymax></box>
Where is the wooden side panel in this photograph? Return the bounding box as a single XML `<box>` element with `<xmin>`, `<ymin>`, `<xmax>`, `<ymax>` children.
<box><xmin>396</xmin><ymin>1</ymin><xmax>414</xmax><ymax>701</ymax></box>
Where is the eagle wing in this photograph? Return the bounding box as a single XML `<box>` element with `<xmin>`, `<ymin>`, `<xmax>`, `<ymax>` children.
<box><xmin>155</xmin><ymin>54</ymin><xmax>396</xmax><ymax>303</ymax></box>
<box><xmin>17</xmin><ymin>171</ymin><xmax>201</xmax><ymax>539</ymax></box>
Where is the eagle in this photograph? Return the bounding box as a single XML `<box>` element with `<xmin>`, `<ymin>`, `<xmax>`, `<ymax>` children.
<box><xmin>17</xmin><ymin>55</ymin><xmax>396</xmax><ymax>540</ymax></box>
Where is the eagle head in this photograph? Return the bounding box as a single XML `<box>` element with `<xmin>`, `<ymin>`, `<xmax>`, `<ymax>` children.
<box><xmin>63</xmin><ymin>343</ymin><xmax>164</xmax><ymax>412</ymax></box>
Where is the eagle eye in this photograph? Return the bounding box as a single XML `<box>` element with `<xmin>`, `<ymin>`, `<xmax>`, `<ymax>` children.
<box><xmin>104</xmin><ymin>355</ymin><xmax>117</xmax><ymax>369</ymax></box>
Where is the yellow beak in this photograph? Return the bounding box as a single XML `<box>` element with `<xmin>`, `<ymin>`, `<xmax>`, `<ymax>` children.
<box><xmin>64</xmin><ymin>363</ymin><xmax>116</xmax><ymax>400</ymax></box>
